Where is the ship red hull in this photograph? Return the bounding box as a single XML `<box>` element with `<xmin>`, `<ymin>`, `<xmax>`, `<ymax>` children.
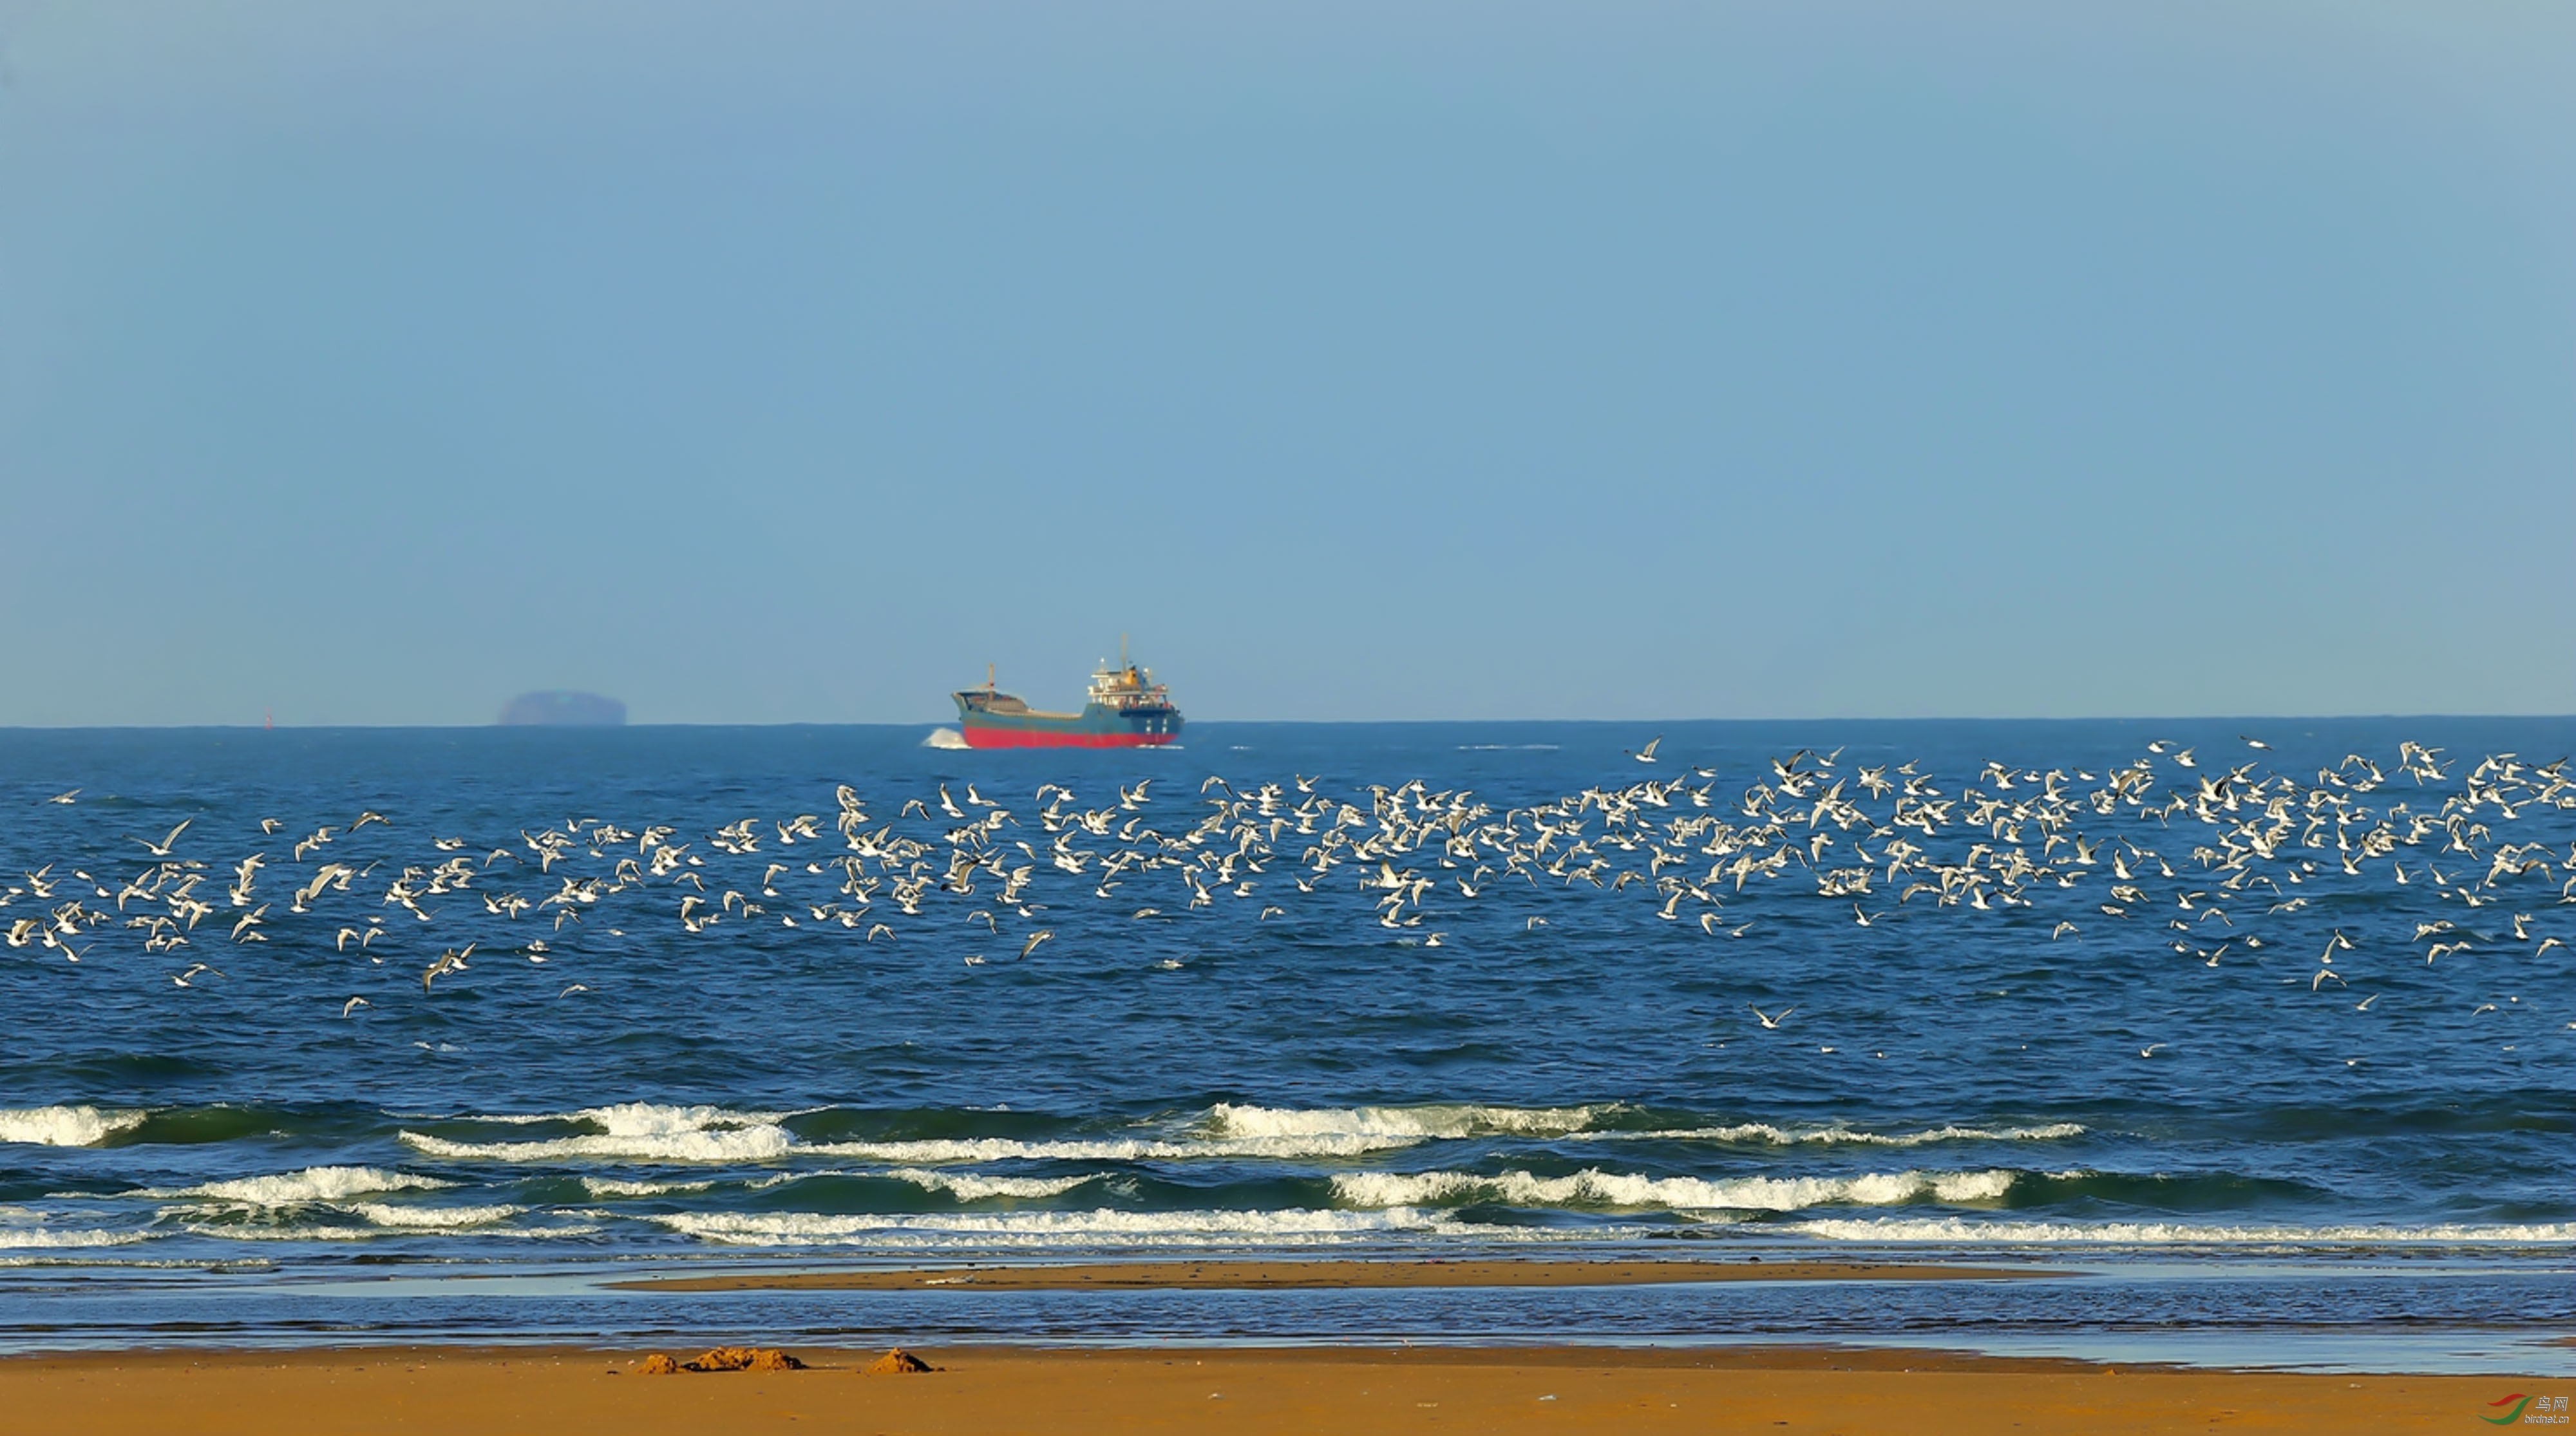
<box><xmin>960</xmin><ymin>726</ymin><xmax>1180</xmax><ymax>750</ymax></box>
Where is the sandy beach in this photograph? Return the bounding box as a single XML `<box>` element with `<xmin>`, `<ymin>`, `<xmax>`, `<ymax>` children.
<box><xmin>3</xmin><ymin>1344</ymin><xmax>2549</xmax><ymax>1435</ymax></box>
<box><xmin>611</xmin><ymin>1256</ymin><xmax>2056</xmax><ymax>1292</ymax></box>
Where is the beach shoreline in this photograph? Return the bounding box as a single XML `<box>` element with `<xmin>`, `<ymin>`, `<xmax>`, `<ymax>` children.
<box><xmin>3</xmin><ymin>1343</ymin><xmax>2555</xmax><ymax>1434</ymax></box>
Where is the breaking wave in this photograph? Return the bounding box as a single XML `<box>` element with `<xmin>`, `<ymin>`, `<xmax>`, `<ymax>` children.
<box><xmin>0</xmin><ymin>1105</ymin><xmax>146</xmax><ymax>1148</ymax></box>
<box><xmin>1208</xmin><ymin>1102</ymin><xmax>1607</xmax><ymax>1140</ymax></box>
<box><xmin>649</xmin><ymin>1205</ymin><xmax>1525</xmax><ymax>1248</ymax></box>
<box><xmin>402</xmin><ymin>1104</ymin><xmax>795</xmax><ymax>1163</ymax></box>
<box><xmin>348</xmin><ymin>1203</ymin><xmax>525</xmax><ymax>1230</ymax></box>
<box><xmin>0</xmin><ymin>1228</ymin><xmax>147</xmax><ymax>1249</ymax></box>
<box><xmin>171</xmin><ymin>1218</ymin><xmax>600</xmax><ymax>1242</ymax></box>
<box><xmin>1332</xmin><ymin>1167</ymin><xmax>2019</xmax><ymax>1213</ymax></box>
<box><xmin>580</xmin><ymin>1176</ymin><xmax>718</xmax><ymax>1198</ymax></box>
<box><xmin>1607</xmin><ymin>1122</ymin><xmax>2088</xmax><ymax>1148</ymax></box>
<box><xmin>806</xmin><ymin>1132</ymin><xmax>1419</xmax><ymax>1164</ymax></box>
<box><xmin>144</xmin><ymin>1167</ymin><xmax>453</xmax><ymax>1207</ymax></box>
<box><xmin>1792</xmin><ymin>1217</ymin><xmax>2576</xmax><ymax>1245</ymax></box>
<box><xmin>888</xmin><ymin>1169</ymin><xmax>1101</xmax><ymax>1201</ymax></box>
<box><xmin>0</xmin><ymin>1207</ymin><xmax>147</xmax><ymax>1251</ymax></box>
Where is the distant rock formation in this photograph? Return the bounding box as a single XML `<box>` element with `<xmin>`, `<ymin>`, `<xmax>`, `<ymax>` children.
<box><xmin>497</xmin><ymin>691</ymin><xmax>627</xmax><ymax>726</ymax></box>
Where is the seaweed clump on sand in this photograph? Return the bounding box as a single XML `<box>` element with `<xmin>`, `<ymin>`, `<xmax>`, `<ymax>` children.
<box><xmin>640</xmin><ymin>1347</ymin><xmax>808</xmax><ymax>1374</ymax></box>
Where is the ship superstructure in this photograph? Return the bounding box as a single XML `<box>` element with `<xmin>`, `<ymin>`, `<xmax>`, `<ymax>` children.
<box><xmin>951</xmin><ymin>641</ymin><xmax>1184</xmax><ymax>749</ymax></box>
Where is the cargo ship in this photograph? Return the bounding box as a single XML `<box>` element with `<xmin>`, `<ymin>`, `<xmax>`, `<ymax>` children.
<box><xmin>951</xmin><ymin>643</ymin><xmax>1184</xmax><ymax>749</ymax></box>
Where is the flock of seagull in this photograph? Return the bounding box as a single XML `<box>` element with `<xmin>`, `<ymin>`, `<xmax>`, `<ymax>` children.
<box><xmin>5</xmin><ymin>736</ymin><xmax>2572</xmax><ymax>1037</ymax></box>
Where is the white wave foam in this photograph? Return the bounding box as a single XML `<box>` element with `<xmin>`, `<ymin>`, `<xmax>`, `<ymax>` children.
<box><xmin>652</xmin><ymin>1205</ymin><xmax>1477</xmax><ymax>1248</ymax></box>
<box><xmin>808</xmin><ymin>1132</ymin><xmax>1419</xmax><ymax>1164</ymax></box>
<box><xmin>0</xmin><ymin>1255</ymin><xmax>194</xmax><ymax>1269</ymax></box>
<box><xmin>350</xmin><ymin>1203</ymin><xmax>524</xmax><ymax>1230</ymax></box>
<box><xmin>393</xmin><ymin>1101</ymin><xmax>2062</xmax><ymax>1173</ymax></box>
<box><xmin>407</xmin><ymin>1129</ymin><xmax>790</xmax><ymax>1162</ymax></box>
<box><xmin>1332</xmin><ymin>1167</ymin><xmax>2018</xmax><ymax>1213</ymax></box>
<box><xmin>0</xmin><ymin>1225</ymin><xmax>147</xmax><ymax>1250</ymax></box>
<box><xmin>414</xmin><ymin>1101</ymin><xmax>1615</xmax><ymax>1171</ymax></box>
<box><xmin>580</xmin><ymin>1176</ymin><xmax>717</xmax><ymax>1198</ymax></box>
<box><xmin>888</xmin><ymin>1169</ymin><xmax>1100</xmax><ymax>1201</ymax></box>
<box><xmin>451</xmin><ymin>1102</ymin><xmax>791</xmax><ymax>1130</ymax></box>
<box><xmin>1612</xmin><ymin>1122</ymin><xmax>2087</xmax><ymax>1148</ymax></box>
<box><xmin>176</xmin><ymin>1219</ymin><xmax>600</xmax><ymax>1242</ymax></box>
<box><xmin>1793</xmin><ymin>1217</ymin><xmax>2576</xmax><ymax>1245</ymax></box>
<box><xmin>923</xmin><ymin>728</ymin><xmax>970</xmax><ymax>750</ymax></box>
<box><xmin>402</xmin><ymin>1105</ymin><xmax>793</xmax><ymax>1164</ymax></box>
<box><xmin>0</xmin><ymin>1106</ymin><xmax>146</xmax><ymax>1148</ymax></box>
<box><xmin>1209</xmin><ymin>1103</ymin><xmax>1605</xmax><ymax>1141</ymax></box>
<box><xmin>1195</xmin><ymin>1106</ymin><xmax>2072</xmax><ymax>1152</ymax></box>
<box><xmin>582</xmin><ymin>1102</ymin><xmax>791</xmax><ymax>1131</ymax></box>
<box><xmin>146</xmin><ymin>1166</ymin><xmax>453</xmax><ymax>1207</ymax></box>
<box><xmin>406</xmin><ymin>1128</ymin><xmax>791</xmax><ymax>1164</ymax></box>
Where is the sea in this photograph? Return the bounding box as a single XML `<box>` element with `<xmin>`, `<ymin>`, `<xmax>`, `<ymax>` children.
<box><xmin>3</xmin><ymin>719</ymin><xmax>2571</xmax><ymax>1372</ymax></box>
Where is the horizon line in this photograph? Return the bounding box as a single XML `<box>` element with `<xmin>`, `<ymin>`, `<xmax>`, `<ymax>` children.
<box><xmin>5</xmin><ymin>712</ymin><xmax>2574</xmax><ymax>733</ymax></box>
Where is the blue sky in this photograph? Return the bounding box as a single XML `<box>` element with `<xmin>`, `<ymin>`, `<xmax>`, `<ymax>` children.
<box><xmin>3</xmin><ymin>3</ymin><xmax>2569</xmax><ymax>724</ymax></box>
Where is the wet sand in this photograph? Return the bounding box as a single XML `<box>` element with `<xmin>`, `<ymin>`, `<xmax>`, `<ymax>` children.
<box><xmin>1</xmin><ymin>1345</ymin><xmax>2545</xmax><ymax>1435</ymax></box>
<box><xmin>611</xmin><ymin>1256</ymin><xmax>2056</xmax><ymax>1292</ymax></box>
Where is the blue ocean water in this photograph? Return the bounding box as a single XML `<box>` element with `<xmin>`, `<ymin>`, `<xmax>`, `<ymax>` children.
<box><xmin>2</xmin><ymin>719</ymin><xmax>2571</xmax><ymax>1363</ymax></box>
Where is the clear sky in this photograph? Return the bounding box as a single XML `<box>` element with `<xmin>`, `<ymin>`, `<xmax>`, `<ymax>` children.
<box><xmin>3</xmin><ymin>3</ymin><xmax>2570</xmax><ymax>725</ymax></box>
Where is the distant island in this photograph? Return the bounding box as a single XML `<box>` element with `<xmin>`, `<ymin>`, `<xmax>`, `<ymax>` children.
<box><xmin>497</xmin><ymin>691</ymin><xmax>627</xmax><ymax>726</ymax></box>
